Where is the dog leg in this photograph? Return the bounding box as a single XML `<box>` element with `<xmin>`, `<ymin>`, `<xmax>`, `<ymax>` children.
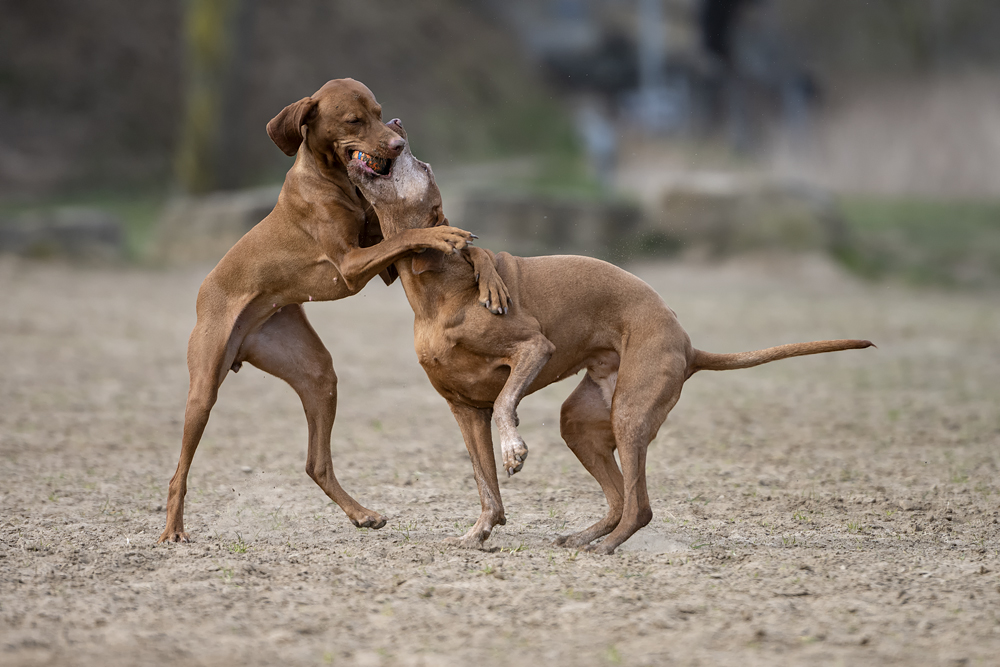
<box><xmin>494</xmin><ymin>334</ymin><xmax>555</xmax><ymax>476</ymax></box>
<box><xmin>337</xmin><ymin>226</ymin><xmax>476</xmax><ymax>292</ymax></box>
<box><xmin>159</xmin><ymin>322</ymin><xmax>233</xmax><ymax>543</ymax></box>
<box><xmin>554</xmin><ymin>374</ymin><xmax>625</xmax><ymax>549</ymax></box>
<box><xmin>241</xmin><ymin>305</ymin><xmax>386</xmax><ymax>529</ymax></box>
<box><xmin>465</xmin><ymin>247</ymin><xmax>510</xmax><ymax>315</ymax></box>
<box><xmin>444</xmin><ymin>401</ymin><xmax>505</xmax><ymax>548</ymax></box>
<box><xmin>587</xmin><ymin>349</ymin><xmax>686</xmax><ymax>555</ymax></box>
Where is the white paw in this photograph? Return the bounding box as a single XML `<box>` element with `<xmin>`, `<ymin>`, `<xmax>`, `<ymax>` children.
<box><xmin>501</xmin><ymin>436</ymin><xmax>529</xmax><ymax>477</ymax></box>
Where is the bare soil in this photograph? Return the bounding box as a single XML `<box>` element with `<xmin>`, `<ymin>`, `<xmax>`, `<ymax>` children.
<box><xmin>2</xmin><ymin>254</ymin><xmax>999</xmax><ymax>666</ymax></box>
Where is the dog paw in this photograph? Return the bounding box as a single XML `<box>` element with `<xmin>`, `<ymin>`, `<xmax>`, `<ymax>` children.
<box><xmin>157</xmin><ymin>530</ymin><xmax>190</xmax><ymax>544</ymax></box>
<box><xmin>581</xmin><ymin>542</ymin><xmax>616</xmax><ymax>556</ymax></box>
<box><xmin>350</xmin><ymin>511</ymin><xmax>387</xmax><ymax>530</ymax></box>
<box><xmin>442</xmin><ymin>534</ymin><xmax>488</xmax><ymax>550</ymax></box>
<box><xmin>429</xmin><ymin>226</ymin><xmax>473</xmax><ymax>253</ymax></box>
<box><xmin>552</xmin><ymin>534</ymin><xmax>573</xmax><ymax>547</ymax></box>
<box><xmin>553</xmin><ymin>533</ymin><xmax>592</xmax><ymax>549</ymax></box>
<box><xmin>478</xmin><ymin>283</ymin><xmax>511</xmax><ymax>315</ymax></box>
<box><xmin>444</xmin><ymin>514</ymin><xmax>502</xmax><ymax>548</ymax></box>
<box><xmin>501</xmin><ymin>437</ymin><xmax>529</xmax><ymax>477</ymax></box>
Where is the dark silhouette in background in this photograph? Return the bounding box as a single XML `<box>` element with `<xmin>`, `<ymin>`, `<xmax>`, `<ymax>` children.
<box><xmin>699</xmin><ymin>0</ymin><xmax>758</xmax><ymax>66</ymax></box>
<box><xmin>3</xmin><ymin>0</ymin><xmax>1000</xmax><ymax>199</ymax></box>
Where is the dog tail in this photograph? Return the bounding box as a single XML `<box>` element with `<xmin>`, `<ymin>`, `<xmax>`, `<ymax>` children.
<box><xmin>690</xmin><ymin>339</ymin><xmax>874</xmax><ymax>374</ymax></box>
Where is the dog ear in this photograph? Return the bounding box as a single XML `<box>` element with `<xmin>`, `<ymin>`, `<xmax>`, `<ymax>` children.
<box><xmin>432</xmin><ymin>204</ymin><xmax>447</xmax><ymax>227</ymax></box>
<box><xmin>357</xmin><ymin>197</ymin><xmax>398</xmax><ymax>285</ymax></box>
<box><xmin>267</xmin><ymin>97</ymin><xmax>318</xmax><ymax>156</ymax></box>
<box><xmin>411</xmin><ymin>249</ymin><xmax>445</xmax><ymax>275</ymax></box>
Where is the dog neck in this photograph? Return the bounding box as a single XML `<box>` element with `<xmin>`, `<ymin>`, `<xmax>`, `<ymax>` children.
<box><xmin>275</xmin><ymin>142</ymin><xmax>370</xmax><ymax>237</ymax></box>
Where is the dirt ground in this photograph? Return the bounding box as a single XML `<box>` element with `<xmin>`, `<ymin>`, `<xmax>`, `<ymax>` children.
<box><xmin>1</xmin><ymin>253</ymin><xmax>999</xmax><ymax>666</ymax></box>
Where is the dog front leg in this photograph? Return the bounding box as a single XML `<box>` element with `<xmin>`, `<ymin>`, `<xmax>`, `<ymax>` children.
<box><xmin>445</xmin><ymin>401</ymin><xmax>505</xmax><ymax>548</ymax></box>
<box><xmin>337</xmin><ymin>227</ymin><xmax>475</xmax><ymax>292</ymax></box>
<box><xmin>495</xmin><ymin>335</ymin><xmax>556</xmax><ymax>476</ymax></box>
<box><xmin>464</xmin><ymin>247</ymin><xmax>511</xmax><ymax>315</ymax></box>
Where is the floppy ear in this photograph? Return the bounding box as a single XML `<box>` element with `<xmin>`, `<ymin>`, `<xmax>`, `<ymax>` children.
<box><xmin>267</xmin><ymin>97</ymin><xmax>318</xmax><ymax>156</ymax></box>
<box><xmin>411</xmin><ymin>249</ymin><xmax>445</xmax><ymax>274</ymax></box>
<box><xmin>357</xmin><ymin>195</ymin><xmax>399</xmax><ymax>285</ymax></box>
<box><xmin>432</xmin><ymin>204</ymin><xmax>447</xmax><ymax>227</ymax></box>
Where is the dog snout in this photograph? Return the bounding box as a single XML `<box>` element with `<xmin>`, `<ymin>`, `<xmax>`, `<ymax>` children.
<box><xmin>387</xmin><ymin>135</ymin><xmax>406</xmax><ymax>157</ymax></box>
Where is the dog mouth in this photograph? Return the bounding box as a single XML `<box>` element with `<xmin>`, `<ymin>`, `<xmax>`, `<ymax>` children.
<box><xmin>350</xmin><ymin>150</ymin><xmax>393</xmax><ymax>176</ymax></box>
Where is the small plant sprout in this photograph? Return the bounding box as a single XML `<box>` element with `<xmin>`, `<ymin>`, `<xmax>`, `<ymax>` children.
<box><xmin>229</xmin><ymin>532</ymin><xmax>250</xmax><ymax>553</ymax></box>
<box><xmin>394</xmin><ymin>521</ymin><xmax>416</xmax><ymax>541</ymax></box>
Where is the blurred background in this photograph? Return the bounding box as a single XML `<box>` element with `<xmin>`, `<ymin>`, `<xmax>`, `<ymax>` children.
<box><xmin>2</xmin><ymin>0</ymin><xmax>1000</xmax><ymax>287</ymax></box>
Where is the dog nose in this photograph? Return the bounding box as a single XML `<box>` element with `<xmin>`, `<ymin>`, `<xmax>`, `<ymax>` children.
<box><xmin>387</xmin><ymin>135</ymin><xmax>406</xmax><ymax>157</ymax></box>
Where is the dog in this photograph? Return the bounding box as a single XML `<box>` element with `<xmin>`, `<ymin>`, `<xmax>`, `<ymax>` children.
<box><xmin>347</xmin><ymin>121</ymin><xmax>873</xmax><ymax>554</ymax></box>
<box><xmin>158</xmin><ymin>79</ymin><xmax>510</xmax><ymax>543</ymax></box>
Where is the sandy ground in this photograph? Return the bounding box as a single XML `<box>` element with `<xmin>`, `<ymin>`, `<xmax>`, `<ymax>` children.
<box><xmin>1</xmin><ymin>253</ymin><xmax>999</xmax><ymax>666</ymax></box>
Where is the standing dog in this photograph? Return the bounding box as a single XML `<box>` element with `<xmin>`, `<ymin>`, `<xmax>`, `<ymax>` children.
<box><xmin>348</xmin><ymin>123</ymin><xmax>872</xmax><ymax>554</ymax></box>
<box><xmin>159</xmin><ymin>80</ymin><xmax>509</xmax><ymax>543</ymax></box>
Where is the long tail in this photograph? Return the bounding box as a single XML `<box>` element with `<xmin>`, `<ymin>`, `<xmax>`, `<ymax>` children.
<box><xmin>690</xmin><ymin>339</ymin><xmax>874</xmax><ymax>374</ymax></box>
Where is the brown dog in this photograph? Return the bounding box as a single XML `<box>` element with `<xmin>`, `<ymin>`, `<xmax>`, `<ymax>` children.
<box><xmin>158</xmin><ymin>80</ymin><xmax>510</xmax><ymax>543</ymax></box>
<box><xmin>348</xmin><ymin>124</ymin><xmax>873</xmax><ymax>554</ymax></box>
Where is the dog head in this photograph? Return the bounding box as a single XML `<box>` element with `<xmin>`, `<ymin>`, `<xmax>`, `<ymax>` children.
<box><xmin>346</xmin><ymin>119</ymin><xmax>446</xmax><ymax>238</ymax></box>
<box><xmin>267</xmin><ymin>78</ymin><xmax>406</xmax><ymax>177</ymax></box>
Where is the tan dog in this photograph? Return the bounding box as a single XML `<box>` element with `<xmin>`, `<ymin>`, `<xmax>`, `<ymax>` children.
<box><xmin>348</xmin><ymin>123</ymin><xmax>873</xmax><ymax>554</ymax></box>
<box><xmin>159</xmin><ymin>80</ymin><xmax>509</xmax><ymax>544</ymax></box>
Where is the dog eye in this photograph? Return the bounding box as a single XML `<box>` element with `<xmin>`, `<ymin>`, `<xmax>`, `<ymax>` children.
<box><xmin>346</xmin><ymin>117</ymin><xmax>361</xmax><ymax>124</ymax></box>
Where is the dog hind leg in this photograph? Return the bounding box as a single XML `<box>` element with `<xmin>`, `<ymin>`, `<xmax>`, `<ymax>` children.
<box><xmin>240</xmin><ymin>304</ymin><xmax>387</xmax><ymax>529</ymax></box>
<box><xmin>587</xmin><ymin>348</ymin><xmax>686</xmax><ymax>555</ymax></box>
<box><xmin>554</xmin><ymin>373</ymin><xmax>625</xmax><ymax>549</ymax></box>
<box><xmin>159</xmin><ymin>319</ymin><xmax>235</xmax><ymax>543</ymax></box>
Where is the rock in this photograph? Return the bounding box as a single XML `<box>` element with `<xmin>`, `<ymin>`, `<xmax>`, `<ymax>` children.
<box><xmin>154</xmin><ymin>186</ymin><xmax>279</xmax><ymax>264</ymax></box>
<box><xmin>642</xmin><ymin>174</ymin><xmax>850</xmax><ymax>257</ymax></box>
<box><xmin>453</xmin><ymin>191</ymin><xmax>643</xmax><ymax>259</ymax></box>
<box><xmin>0</xmin><ymin>207</ymin><xmax>124</xmax><ymax>260</ymax></box>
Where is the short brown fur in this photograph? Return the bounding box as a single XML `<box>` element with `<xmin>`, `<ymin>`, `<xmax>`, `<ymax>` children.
<box><xmin>159</xmin><ymin>80</ymin><xmax>509</xmax><ymax>543</ymax></box>
<box><xmin>349</xmin><ymin>126</ymin><xmax>873</xmax><ymax>554</ymax></box>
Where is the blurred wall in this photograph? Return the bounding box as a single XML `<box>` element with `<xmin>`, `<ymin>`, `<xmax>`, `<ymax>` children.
<box><xmin>0</xmin><ymin>1</ymin><xmax>183</xmax><ymax>197</ymax></box>
<box><xmin>4</xmin><ymin>0</ymin><xmax>1000</xmax><ymax>200</ymax></box>
<box><xmin>0</xmin><ymin>0</ymin><xmax>574</xmax><ymax>199</ymax></box>
<box><xmin>771</xmin><ymin>0</ymin><xmax>1000</xmax><ymax>75</ymax></box>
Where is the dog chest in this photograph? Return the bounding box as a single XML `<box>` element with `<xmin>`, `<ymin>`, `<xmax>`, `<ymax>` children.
<box><xmin>414</xmin><ymin>330</ymin><xmax>509</xmax><ymax>402</ymax></box>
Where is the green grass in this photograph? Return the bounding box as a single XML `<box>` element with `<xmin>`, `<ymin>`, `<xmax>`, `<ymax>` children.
<box><xmin>0</xmin><ymin>189</ymin><xmax>166</xmax><ymax>261</ymax></box>
<box><xmin>837</xmin><ymin>196</ymin><xmax>1000</xmax><ymax>287</ymax></box>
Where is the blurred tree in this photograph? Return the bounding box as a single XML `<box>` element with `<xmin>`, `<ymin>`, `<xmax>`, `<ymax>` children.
<box><xmin>174</xmin><ymin>0</ymin><xmax>250</xmax><ymax>194</ymax></box>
